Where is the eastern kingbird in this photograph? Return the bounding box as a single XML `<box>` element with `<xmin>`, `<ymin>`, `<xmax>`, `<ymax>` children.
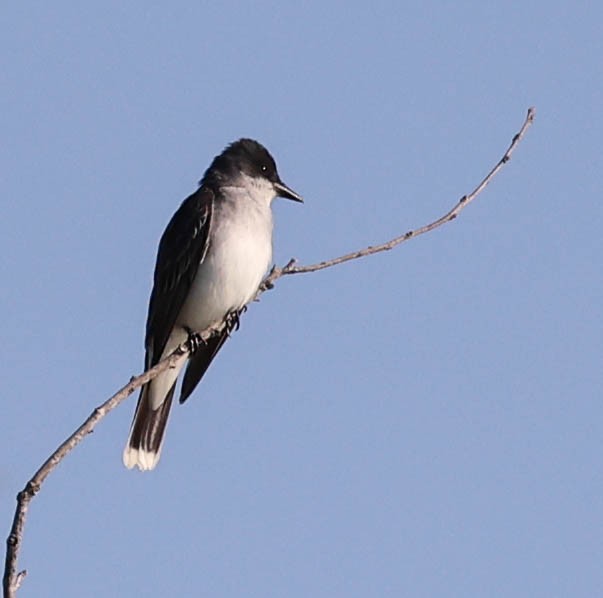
<box><xmin>123</xmin><ymin>138</ymin><xmax>302</xmax><ymax>471</ymax></box>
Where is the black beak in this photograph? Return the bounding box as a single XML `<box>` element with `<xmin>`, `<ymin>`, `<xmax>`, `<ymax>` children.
<box><xmin>274</xmin><ymin>180</ymin><xmax>303</xmax><ymax>203</ymax></box>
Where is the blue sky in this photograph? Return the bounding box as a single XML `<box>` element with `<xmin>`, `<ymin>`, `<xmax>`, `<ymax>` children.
<box><xmin>2</xmin><ymin>2</ymin><xmax>602</xmax><ymax>596</ymax></box>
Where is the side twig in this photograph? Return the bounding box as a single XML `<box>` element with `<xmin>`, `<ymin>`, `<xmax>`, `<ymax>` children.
<box><xmin>3</xmin><ymin>107</ymin><xmax>535</xmax><ymax>598</ymax></box>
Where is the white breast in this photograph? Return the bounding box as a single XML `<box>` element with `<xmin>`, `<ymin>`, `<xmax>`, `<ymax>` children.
<box><xmin>177</xmin><ymin>185</ymin><xmax>274</xmax><ymax>333</ymax></box>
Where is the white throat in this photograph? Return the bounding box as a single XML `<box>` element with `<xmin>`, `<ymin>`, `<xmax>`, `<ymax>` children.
<box><xmin>224</xmin><ymin>173</ymin><xmax>277</xmax><ymax>208</ymax></box>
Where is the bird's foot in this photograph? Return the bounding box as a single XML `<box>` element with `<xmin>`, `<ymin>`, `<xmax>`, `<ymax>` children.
<box><xmin>185</xmin><ymin>327</ymin><xmax>205</xmax><ymax>354</ymax></box>
<box><xmin>225</xmin><ymin>306</ymin><xmax>247</xmax><ymax>334</ymax></box>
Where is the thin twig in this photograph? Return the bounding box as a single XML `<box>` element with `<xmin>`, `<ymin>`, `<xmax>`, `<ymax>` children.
<box><xmin>262</xmin><ymin>106</ymin><xmax>536</xmax><ymax>287</ymax></box>
<box><xmin>3</xmin><ymin>107</ymin><xmax>535</xmax><ymax>597</ymax></box>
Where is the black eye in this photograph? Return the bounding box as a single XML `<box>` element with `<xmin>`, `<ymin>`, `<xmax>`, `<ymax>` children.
<box><xmin>261</xmin><ymin>165</ymin><xmax>268</xmax><ymax>172</ymax></box>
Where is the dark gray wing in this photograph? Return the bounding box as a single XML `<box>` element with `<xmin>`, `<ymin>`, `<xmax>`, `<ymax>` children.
<box><xmin>179</xmin><ymin>306</ymin><xmax>246</xmax><ymax>403</ymax></box>
<box><xmin>179</xmin><ymin>331</ymin><xmax>229</xmax><ymax>403</ymax></box>
<box><xmin>145</xmin><ymin>186</ymin><xmax>214</xmax><ymax>368</ymax></box>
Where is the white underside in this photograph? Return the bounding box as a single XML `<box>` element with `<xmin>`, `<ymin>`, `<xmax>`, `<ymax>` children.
<box><xmin>146</xmin><ymin>177</ymin><xmax>275</xmax><ymax>410</ymax></box>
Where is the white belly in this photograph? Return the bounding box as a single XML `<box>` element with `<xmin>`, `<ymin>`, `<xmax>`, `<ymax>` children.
<box><xmin>176</xmin><ymin>197</ymin><xmax>273</xmax><ymax>333</ymax></box>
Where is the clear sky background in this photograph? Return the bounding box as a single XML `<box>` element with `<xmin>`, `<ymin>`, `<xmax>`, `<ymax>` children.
<box><xmin>2</xmin><ymin>3</ymin><xmax>601</xmax><ymax>597</ymax></box>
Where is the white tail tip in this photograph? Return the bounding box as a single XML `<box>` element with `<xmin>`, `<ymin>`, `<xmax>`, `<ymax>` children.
<box><xmin>122</xmin><ymin>446</ymin><xmax>162</xmax><ymax>471</ymax></box>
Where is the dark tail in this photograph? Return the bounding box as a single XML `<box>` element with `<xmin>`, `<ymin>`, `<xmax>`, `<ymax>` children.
<box><xmin>122</xmin><ymin>384</ymin><xmax>175</xmax><ymax>471</ymax></box>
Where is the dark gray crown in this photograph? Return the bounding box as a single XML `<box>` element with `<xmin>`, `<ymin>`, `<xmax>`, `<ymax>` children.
<box><xmin>201</xmin><ymin>138</ymin><xmax>280</xmax><ymax>188</ymax></box>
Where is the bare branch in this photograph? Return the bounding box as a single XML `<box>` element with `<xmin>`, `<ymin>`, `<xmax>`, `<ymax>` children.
<box><xmin>3</xmin><ymin>107</ymin><xmax>535</xmax><ymax>597</ymax></box>
<box><xmin>262</xmin><ymin>106</ymin><xmax>536</xmax><ymax>288</ymax></box>
<box><xmin>3</xmin><ymin>341</ymin><xmax>191</xmax><ymax>597</ymax></box>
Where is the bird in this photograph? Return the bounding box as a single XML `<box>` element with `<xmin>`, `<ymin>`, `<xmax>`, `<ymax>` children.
<box><xmin>123</xmin><ymin>138</ymin><xmax>303</xmax><ymax>471</ymax></box>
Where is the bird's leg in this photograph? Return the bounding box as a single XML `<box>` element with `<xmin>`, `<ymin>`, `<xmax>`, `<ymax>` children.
<box><xmin>184</xmin><ymin>327</ymin><xmax>205</xmax><ymax>354</ymax></box>
<box><xmin>224</xmin><ymin>312</ymin><xmax>238</xmax><ymax>335</ymax></box>
<box><xmin>225</xmin><ymin>306</ymin><xmax>247</xmax><ymax>335</ymax></box>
